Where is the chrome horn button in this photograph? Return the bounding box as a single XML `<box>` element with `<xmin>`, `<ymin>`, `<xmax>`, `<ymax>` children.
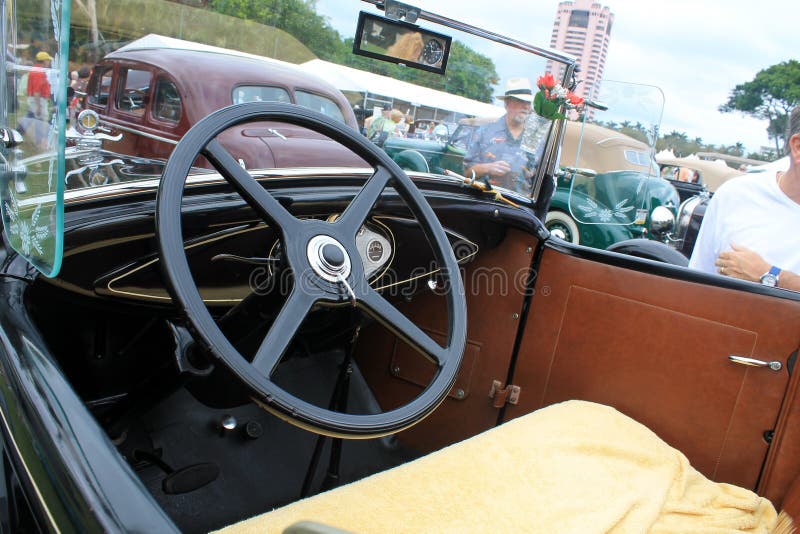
<box><xmin>307</xmin><ymin>235</ymin><xmax>352</xmax><ymax>283</ymax></box>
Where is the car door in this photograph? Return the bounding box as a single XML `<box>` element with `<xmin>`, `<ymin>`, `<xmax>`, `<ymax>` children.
<box><xmin>512</xmin><ymin>79</ymin><xmax>800</xmax><ymax>504</ymax></box>
<box><xmin>505</xmin><ymin>194</ymin><xmax>800</xmax><ymax>507</ymax></box>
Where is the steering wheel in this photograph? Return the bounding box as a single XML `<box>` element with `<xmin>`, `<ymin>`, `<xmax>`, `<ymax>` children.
<box><xmin>156</xmin><ymin>102</ymin><xmax>467</xmax><ymax>438</ymax></box>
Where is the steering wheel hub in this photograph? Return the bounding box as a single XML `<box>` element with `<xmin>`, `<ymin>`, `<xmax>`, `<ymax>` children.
<box><xmin>307</xmin><ymin>235</ymin><xmax>351</xmax><ymax>282</ymax></box>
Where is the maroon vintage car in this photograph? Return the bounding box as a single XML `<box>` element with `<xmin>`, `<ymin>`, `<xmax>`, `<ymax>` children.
<box><xmin>83</xmin><ymin>35</ymin><xmax>364</xmax><ymax>169</ymax></box>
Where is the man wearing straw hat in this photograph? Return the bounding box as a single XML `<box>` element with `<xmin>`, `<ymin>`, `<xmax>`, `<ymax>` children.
<box><xmin>463</xmin><ymin>77</ymin><xmax>537</xmax><ymax>193</ymax></box>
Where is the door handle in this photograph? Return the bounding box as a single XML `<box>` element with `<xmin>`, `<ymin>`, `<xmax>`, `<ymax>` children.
<box><xmin>728</xmin><ymin>355</ymin><xmax>782</xmax><ymax>372</ymax></box>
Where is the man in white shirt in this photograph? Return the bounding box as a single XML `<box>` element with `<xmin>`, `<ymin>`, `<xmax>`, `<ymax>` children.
<box><xmin>689</xmin><ymin>106</ymin><xmax>800</xmax><ymax>291</ymax></box>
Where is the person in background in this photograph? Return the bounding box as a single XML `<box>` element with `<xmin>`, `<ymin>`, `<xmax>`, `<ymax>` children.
<box><xmin>405</xmin><ymin>114</ymin><xmax>416</xmax><ymax>137</ymax></box>
<box><xmin>352</xmin><ymin>104</ymin><xmax>366</xmax><ymax>135</ymax></box>
<box><xmin>689</xmin><ymin>106</ymin><xmax>800</xmax><ymax>291</ymax></box>
<box><xmin>27</xmin><ymin>50</ymin><xmax>52</xmax><ymax>120</ymax></box>
<box><xmin>463</xmin><ymin>77</ymin><xmax>537</xmax><ymax>192</ymax></box>
<box><xmin>365</xmin><ymin>103</ymin><xmax>391</xmax><ymax>140</ymax></box>
<box><xmin>389</xmin><ymin>109</ymin><xmax>406</xmax><ymax>137</ymax></box>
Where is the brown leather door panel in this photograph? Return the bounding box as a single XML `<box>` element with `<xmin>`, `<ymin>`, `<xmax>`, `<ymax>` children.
<box><xmin>356</xmin><ymin>229</ymin><xmax>538</xmax><ymax>453</ymax></box>
<box><xmin>507</xmin><ymin>247</ymin><xmax>800</xmax><ymax>491</ymax></box>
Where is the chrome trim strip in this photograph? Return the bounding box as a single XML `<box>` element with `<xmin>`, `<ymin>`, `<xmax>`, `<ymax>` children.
<box><xmin>63</xmin><ymin>167</ymin><xmax>468</xmax><ymax>204</ymax></box>
<box><xmin>100</xmin><ymin>119</ymin><xmax>179</xmax><ymax>145</ymax></box>
<box><xmin>64</xmin><ymin>168</ymin><xmax>378</xmax><ymax>203</ymax></box>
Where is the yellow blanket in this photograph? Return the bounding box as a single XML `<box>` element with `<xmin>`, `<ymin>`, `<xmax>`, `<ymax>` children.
<box><xmin>219</xmin><ymin>401</ymin><xmax>779</xmax><ymax>534</ymax></box>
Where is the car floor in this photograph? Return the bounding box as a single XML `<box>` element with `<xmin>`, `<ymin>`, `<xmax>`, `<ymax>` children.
<box><xmin>123</xmin><ymin>350</ymin><xmax>418</xmax><ymax>533</ymax></box>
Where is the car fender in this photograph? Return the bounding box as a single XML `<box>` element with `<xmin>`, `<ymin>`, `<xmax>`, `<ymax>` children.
<box><xmin>392</xmin><ymin>149</ymin><xmax>430</xmax><ymax>173</ymax></box>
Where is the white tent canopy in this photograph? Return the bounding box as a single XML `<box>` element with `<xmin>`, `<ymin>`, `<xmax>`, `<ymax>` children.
<box><xmin>299</xmin><ymin>59</ymin><xmax>505</xmax><ymax>120</ymax></box>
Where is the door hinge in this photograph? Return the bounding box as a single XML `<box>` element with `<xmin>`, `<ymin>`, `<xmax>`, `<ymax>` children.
<box><xmin>489</xmin><ymin>380</ymin><xmax>521</xmax><ymax>408</ymax></box>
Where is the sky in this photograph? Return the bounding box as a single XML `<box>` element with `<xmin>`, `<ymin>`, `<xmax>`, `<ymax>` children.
<box><xmin>315</xmin><ymin>0</ymin><xmax>799</xmax><ymax>155</ymax></box>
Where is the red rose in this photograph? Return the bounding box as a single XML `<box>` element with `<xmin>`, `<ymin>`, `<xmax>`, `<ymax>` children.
<box><xmin>537</xmin><ymin>73</ymin><xmax>556</xmax><ymax>91</ymax></box>
<box><xmin>567</xmin><ymin>91</ymin><xmax>584</xmax><ymax>106</ymax></box>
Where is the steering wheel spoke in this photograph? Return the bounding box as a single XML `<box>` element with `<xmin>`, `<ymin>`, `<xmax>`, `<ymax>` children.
<box><xmin>203</xmin><ymin>139</ymin><xmax>298</xmax><ymax>231</ymax></box>
<box><xmin>251</xmin><ymin>288</ymin><xmax>317</xmax><ymax>377</ymax></box>
<box><xmin>337</xmin><ymin>165</ymin><xmax>391</xmax><ymax>233</ymax></box>
<box><xmin>360</xmin><ymin>287</ymin><xmax>447</xmax><ymax>366</ymax></box>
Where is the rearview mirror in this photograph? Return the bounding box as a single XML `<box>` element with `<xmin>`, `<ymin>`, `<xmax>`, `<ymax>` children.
<box><xmin>353</xmin><ymin>11</ymin><xmax>451</xmax><ymax>74</ymax></box>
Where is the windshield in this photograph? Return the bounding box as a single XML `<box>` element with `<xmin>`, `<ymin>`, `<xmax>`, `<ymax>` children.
<box><xmin>0</xmin><ymin>0</ymin><xmax>69</xmax><ymax>277</ymax></box>
<box><xmin>50</xmin><ymin>1</ymin><xmax>572</xmax><ymax>191</ymax></box>
<box><xmin>565</xmin><ymin>80</ymin><xmax>667</xmax><ymax>227</ymax></box>
<box><xmin>4</xmin><ymin>0</ymin><xmax>584</xmax><ymax>276</ymax></box>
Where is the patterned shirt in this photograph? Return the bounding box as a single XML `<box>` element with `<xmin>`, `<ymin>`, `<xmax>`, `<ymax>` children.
<box><xmin>463</xmin><ymin>116</ymin><xmax>537</xmax><ymax>193</ymax></box>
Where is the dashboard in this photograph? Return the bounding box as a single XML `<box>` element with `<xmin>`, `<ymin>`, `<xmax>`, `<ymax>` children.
<box><xmin>90</xmin><ymin>215</ymin><xmax>478</xmax><ymax>305</ymax></box>
<box><xmin>42</xmin><ymin>175</ymin><xmax>533</xmax><ymax>312</ymax></box>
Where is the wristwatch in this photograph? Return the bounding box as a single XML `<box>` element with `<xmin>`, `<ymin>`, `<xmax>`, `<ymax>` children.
<box><xmin>760</xmin><ymin>266</ymin><xmax>781</xmax><ymax>287</ymax></box>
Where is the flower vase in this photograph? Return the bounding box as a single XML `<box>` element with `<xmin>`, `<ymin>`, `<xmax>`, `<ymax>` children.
<box><xmin>520</xmin><ymin>112</ymin><xmax>552</xmax><ymax>158</ymax></box>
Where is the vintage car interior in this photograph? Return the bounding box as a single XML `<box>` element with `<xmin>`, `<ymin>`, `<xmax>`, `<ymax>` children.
<box><xmin>1</xmin><ymin>1</ymin><xmax>800</xmax><ymax>532</ymax></box>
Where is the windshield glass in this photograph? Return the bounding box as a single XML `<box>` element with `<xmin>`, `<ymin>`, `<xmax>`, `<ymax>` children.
<box><xmin>47</xmin><ymin>1</ymin><xmax>573</xmax><ymax>194</ymax></box>
<box><xmin>565</xmin><ymin>80</ymin><xmax>667</xmax><ymax>227</ymax></box>
<box><xmin>0</xmin><ymin>0</ymin><xmax>69</xmax><ymax>277</ymax></box>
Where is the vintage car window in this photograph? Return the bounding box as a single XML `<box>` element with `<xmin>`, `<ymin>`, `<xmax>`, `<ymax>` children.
<box><xmin>294</xmin><ymin>90</ymin><xmax>346</xmax><ymax>124</ymax></box>
<box><xmin>152</xmin><ymin>78</ymin><xmax>182</xmax><ymax>123</ymax></box>
<box><xmin>624</xmin><ymin>149</ymin><xmax>652</xmax><ymax>167</ymax></box>
<box><xmin>116</xmin><ymin>68</ymin><xmax>151</xmax><ymax>114</ymax></box>
<box><xmin>232</xmin><ymin>85</ymin><xmax>291</xmax><ymax>105</ymax></box>
<box><xmin>0</xmin><ymin>0</ymin><xmax>69</xmax><ymax>277</ymax></box>
<box><xmin>448</xmin><ymin>124</ymin><xmax>476</xmax><ymax>150</ymax></box>
<box><xmin>88</xmin><ymin>67</ymin><xmax>112</xmax><ymax>107</ymax></box>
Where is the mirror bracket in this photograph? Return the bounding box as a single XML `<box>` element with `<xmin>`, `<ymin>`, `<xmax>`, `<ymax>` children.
<box><xmin>384</xmin><ymin>0</ymin><xmax>420</xmax><ymax>23</ymax></box>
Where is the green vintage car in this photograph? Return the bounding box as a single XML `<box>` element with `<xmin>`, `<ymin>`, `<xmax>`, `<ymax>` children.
<box><xmin>383</xmin><ymin>116</ymin><xmax>682</xmax><ymax>261</ymax></box>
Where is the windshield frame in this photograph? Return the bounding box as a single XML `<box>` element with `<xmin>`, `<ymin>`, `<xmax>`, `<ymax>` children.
<box><xmin>359</xmin><ymin>0</ymin><xmax>578</xmax><ymax>202</ymax></box>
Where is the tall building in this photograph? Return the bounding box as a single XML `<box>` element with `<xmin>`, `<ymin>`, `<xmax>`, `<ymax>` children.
<box><xmin>546</xmin><ymin>0</ymin><xmax>614</xmax><ymax>102</ymax></box>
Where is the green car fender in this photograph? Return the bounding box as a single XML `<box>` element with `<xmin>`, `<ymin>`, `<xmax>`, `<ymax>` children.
<box><xmin>392</xmin><ymin>149</ymin><xmax>430</xmax><ymax>173</ymax></box>
<box><xmin>547</xmin><ymin>186</ymin><xmax>635</xmax><ymax>248</ymax></box>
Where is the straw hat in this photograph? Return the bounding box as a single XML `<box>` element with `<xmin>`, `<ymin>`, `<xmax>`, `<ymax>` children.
<box><xmin>496</xmin><ymin>77</ymin><xmax>535</xmax><ymax>103</ymax></box>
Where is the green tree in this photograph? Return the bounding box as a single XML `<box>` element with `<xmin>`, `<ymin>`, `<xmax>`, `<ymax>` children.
<box><xmin>442</xmin><ymin>41</ymin><xmax>498</xmax><ymax>103</ymax></box>
<box><xmin>719</xmin><ymin>60</ymin><xmax>800</xmax><ymax>152</ymax></box>
<box><xmin>208</xmin><ymin>0</ymin><xmax>346</xmax><ymax>61</ymax></box>
<box><xmin>206</xmin><ymin>1</ymin><xmax>497</xmax><ymax>103</ymax></box>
